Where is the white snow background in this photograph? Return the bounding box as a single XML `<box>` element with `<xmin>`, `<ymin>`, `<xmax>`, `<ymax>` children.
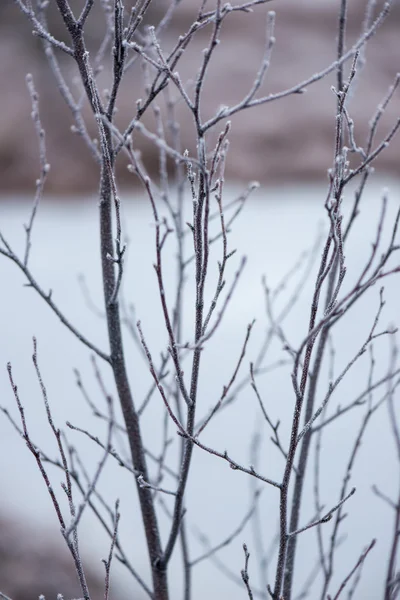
<box><xmin>1</xmin><ymin>178</ymin><xmax>400</xmax><ymax>599</ymax></box>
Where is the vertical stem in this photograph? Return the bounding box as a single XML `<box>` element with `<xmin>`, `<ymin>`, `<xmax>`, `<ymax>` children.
<box><xmin>162</xmin><ymin>165</ymin><xmax>207</xmax><ymax>566</ymax></box>
<box><xmin>180</xmin><ymin>520</ymin><xmax>192</xmax><ymax>600</ymax></box>
<box><xmin>282</xmin><ymin>325</ymin><xmax>330</xmax><ymax>599</ymax></box>
<box><xmin>175</xmin><ymin>180</ymin><xmax>193</xmax><ymax>600</ymax></box>
<box><xmin>100</xmin><ymin>168</ymin><xmax>169</xmax><ymax>600</ymax></box>
<box><xmin>50</xmin><ymin>3</ymin><xmax>167</xmax><ymax>594</ymax></box>
<box><xmin>384</xmin><ymin>498</ymin><xmax>400</xmax><ymax>599</ymax></box>
<box><xmin>281</xmin><ymin>3</ymin><xmax>348</xmax><ymax>595</ymax></box>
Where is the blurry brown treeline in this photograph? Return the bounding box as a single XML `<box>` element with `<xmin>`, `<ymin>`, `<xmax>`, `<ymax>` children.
<box><xmin>0</xmin><ymin>516</ymin><xmax>128</xmax><ymax>600</ymax></box>
<box><xmin>0</xmin><ymin>0</ymin><xmax>399</xmax><ymax>194</ymax></box>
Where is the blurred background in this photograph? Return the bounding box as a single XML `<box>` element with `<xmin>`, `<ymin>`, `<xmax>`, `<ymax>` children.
<box><xmin>1</xmin><ymin>2</ymin><xmax>400</xmax><ymax>600</ymax></box>
<box><xmin>0</xmin><ymin>0</ymin><xmax>399</xmax><ymax>194</ymax></box>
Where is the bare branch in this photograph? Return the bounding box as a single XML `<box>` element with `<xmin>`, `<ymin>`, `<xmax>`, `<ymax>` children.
<box><xmin>328</xmin><ymin>540</ymin><xmax>376</xmax><ymax>600</ymax></box>
<box><xmin>241</xmin><ymin>544</ymin><xmax>254</xmax><ymax>600</ymax></box>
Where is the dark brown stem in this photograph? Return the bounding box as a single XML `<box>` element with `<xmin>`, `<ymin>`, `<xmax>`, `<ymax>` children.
<box><xmin>50</xmin><ymin>3</ymin><xmax>169</xmax><ymax>596</ymax></box>
<box><xmin>282</xmin><ymin>324</ymin><xmax>331</xmax><ymax>599</ymax></box>
<box><xmin>384</xmin><ymin>488</ymin><xmax>400</xmax><ymax>600</ymax></box>
<box><xmin>100</xmin><ymin>168</ymin><xmax>168</xmax><ymax>599</ymax></box>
